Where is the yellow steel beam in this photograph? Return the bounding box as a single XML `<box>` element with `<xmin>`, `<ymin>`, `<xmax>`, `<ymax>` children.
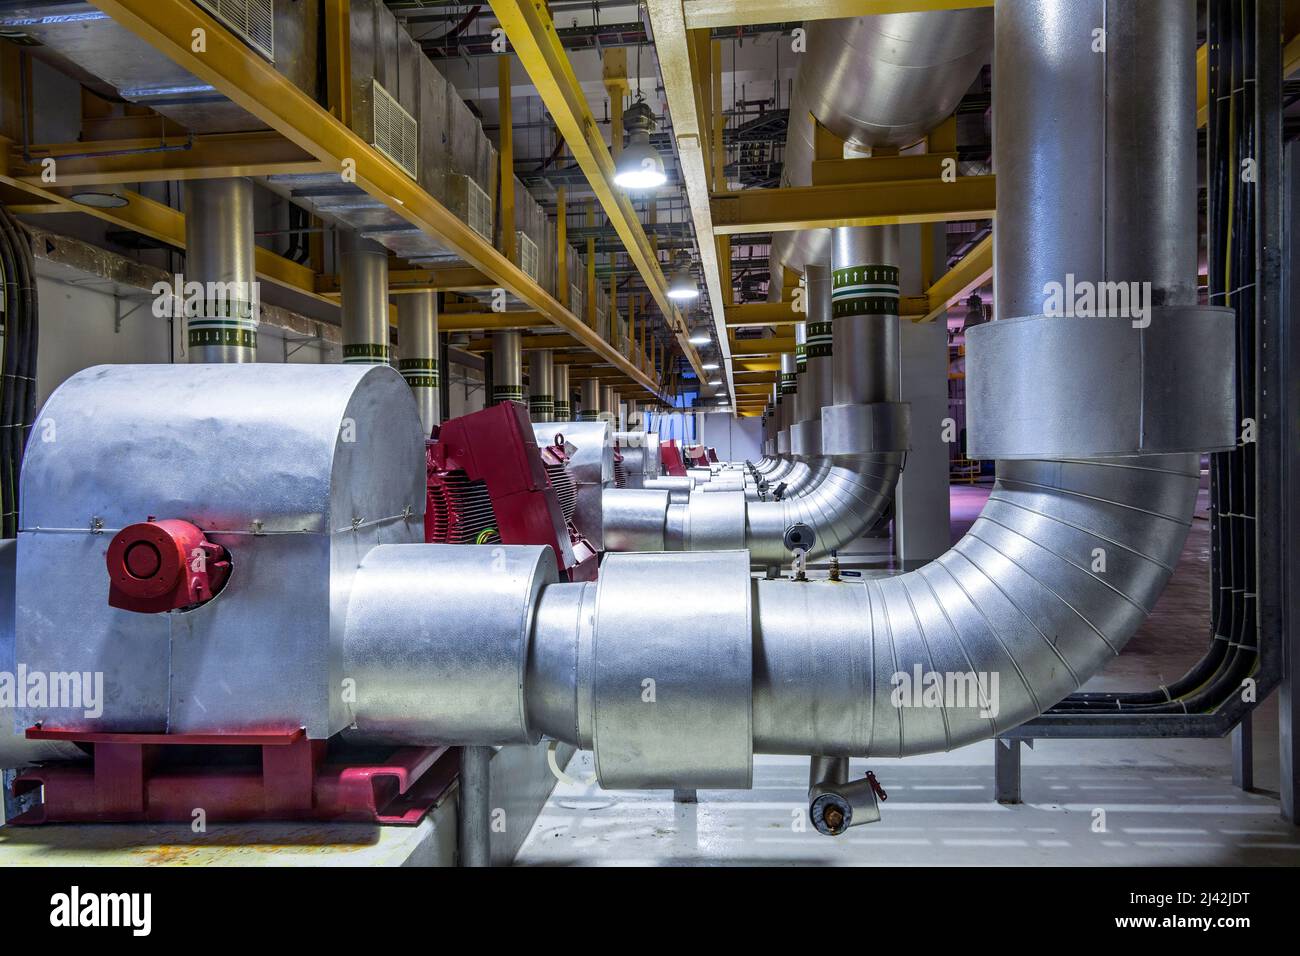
<box><xmin>810</xmin><ymin>151</ymin><xmax>960</xmax><ymax>187</ymax></box>
<box><xmin>9</xmin><ymin>131</ymin><xmax>327</xmax><ymax>187</ymax></box>
<box><xmin>0</xmin><ymin>163</ymin><xmax>329</xmax><ymax>304</ymax></box>
<box><xmin>681</xmin><ymin>0</ymin><xmax>992</xmax><ymax>30</ymax></box>
<box><xmin>729</xmin><ymin>335</ymin><xmax>795</xmax><ymax>356</ymax></box>
<box><xmin>439</xmin><ymin>312</ymin><xmax>547</xmax><ymax>332</ymax></box>
<box><xmin>87</xmin><ymin>0</ymin><xmax>667</xmax><ymax>401</ymax></box>
<box><xmin>711</xmin><ymin>175</ymin><xmax>995</xmax><ymax>234</ymax></box>
<box><xmin>324</xmin><ymin>0</ymin><xmax>351</xmax><ymax>122</ymax></box>
<box><xmin>490</xmin><ymin>0</ymin><xmax>702</xmax><ymax>390</ymax></box>
<box><xmin>735</xmin><ymin>359</ymin><xmax>779</xmax><ymax>372</ymax></box>
<box><xmin>919</xmin><ymin>233</ymin><xmax>992</xmax><ymax>323</ymax></box>
<box><xmin>314</xmin><ymin>266</ymin><xmax>494</xmax><ymax>296</ymax></box>
<box><xmin>556</xmin><ymin>185</ymin><xmax>568</xmax><ymax>308</ymax></box>
<box><xmin>645</xmin><ymin>0</ymin><xmax>736</xmax><ymax>408</ymax></box>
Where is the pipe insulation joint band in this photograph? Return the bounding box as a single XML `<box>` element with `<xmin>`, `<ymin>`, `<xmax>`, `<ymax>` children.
<box><xmin>965</xmin><ymin>306</ymin><xmax>1238</xmax><ymax>459</ymax></box>
<box><xmin>820</xmin><ymin>403</ymin><xmax>912</xmax><ymax>457</ymax></box>
<box><xmin>342</xmin><ymin>544</ymin><xmax>556</xmax><ymax>745</ymax></box>
<box><xmin>590</xmin><ymin>551</ymin><xmax>753</xmax><ymax>789</ymax></box>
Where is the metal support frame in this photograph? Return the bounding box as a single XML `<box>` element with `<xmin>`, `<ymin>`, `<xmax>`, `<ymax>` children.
<box><xmin>457</xmin><ymin>746</ymin><xmax>492</xmax><ymax>867</ymax></box>
<box><xmin>993</xmin><ymin>738</ymin><xmax>1025</xmax><ymax>805</ymax></box>
<box><xmin>82</xmin><ymin>0</ymin><xmax>669</xmax><ymax>402</ymax></box>
<box><xmin>488</xmin><ymin>0</ymin><xmax>705</xmax><ymax>391</ymax></box>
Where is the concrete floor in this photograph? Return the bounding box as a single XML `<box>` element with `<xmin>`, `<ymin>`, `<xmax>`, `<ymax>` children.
<box><xmin>516</xmin><ymin>481</ymin><xmax>1298</xmax><ymax>866</ymax></box>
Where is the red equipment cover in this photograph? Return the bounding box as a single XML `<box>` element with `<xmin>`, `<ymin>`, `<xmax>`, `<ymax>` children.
<box><xmin>660</xmin><ymin>440</ymin><xmax>688</xmax><ymax>477</ymax></box>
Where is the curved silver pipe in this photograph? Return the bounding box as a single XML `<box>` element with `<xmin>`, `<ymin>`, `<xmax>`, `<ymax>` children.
<box><xmin>770</xmin><ymin>10</ymin><xmax>992</xmax><ymax>277</ymax></box>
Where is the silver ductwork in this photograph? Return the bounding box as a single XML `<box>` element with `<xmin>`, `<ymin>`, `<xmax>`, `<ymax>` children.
<box><xmin>340</xmin><ymin>233</ymin><xmax>391</xmax><ymax>364</ymax></box>
<box><xmin>397</xmin><ymin>291</ymin><xmax>440</xmax><ymax>435</ymax></box>
<box><xmin>184</xmin><ymin>178</ymin><xmax>258</xmax><ymax>364</ymax></box>
<box><xmin>769</xmin><ymin>9</ymin><xmax>993</xmax><ymax>278</ymax></box>
<box><xmin>354</xmin><ymin>0</ymin><xmax>1234</xmax><ymax>786</ymax></box>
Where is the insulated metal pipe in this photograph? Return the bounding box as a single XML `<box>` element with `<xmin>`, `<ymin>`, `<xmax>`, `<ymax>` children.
<box><xmin>552</xmin><ymin>363</ymin><xmax>572</xmax><ymax>421</ymax></box>
<box><xmin>397</xmin><ymin>291</ymin><xmax>440</xmax><ymax>435</ymax></box>
<box><xmin>527</xmin><ymin>350</ymin><xmax>554</xmax><ymax>422</ymax></box>
<box><xmin>579</xmin><ymin>379</ymin><xmax>601</xmax><ymax>421</ymax></box>
<box><xmin>492</xmin><ymin>330</ymin><xmax>524</xmax><ymax>406</ymax></box>
<box><xmin>831</xmin><ymin>226</ymin><xmax>900</xmax><ymax>406</ymax></box>
<box><xmin>340</xmin><ymin>233</ymin><xmax>390</xmax><ymax>364</ymax></box>
<box><xmin>184</xmin><ymin>178</ymin><xmax>258</xmax><ymax>363</ymax></box>
<box><xmin>770</xmin><ymin>10</ymin><xmax>992</xmax><ymax>276</ymax></box>
<box><xmin>603</xmin><ymin>385</ymin><xmax>621</xmax><ymax>430</ymax></box>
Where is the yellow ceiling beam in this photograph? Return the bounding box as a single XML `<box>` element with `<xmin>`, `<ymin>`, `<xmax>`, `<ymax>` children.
<box><xmin>729</xmin><ymin>335</ymin><xmax>795</xmax><ymax>356</ymax></box>
<box><xmin>8</xmin><ymin>131</ymin><xmax>327</xmax><ymax>187</ymax></box>
<box><xmin>681</xmin><ymin>0</ymin><xmax>992</xmax><ymax>30</ymax></box>
<box><xmin>645</xmin><ymin>0</ymin><xmax>736</xmax><ymax>410</ymax></box>
<box><xmin>314</xmin><ymin>267</ymin><xmax>494</xmax><ymax>296</ymax></box>
<box><xmin>489</xmin><ymin>0</ymin><xmax>700</xmax><ymax>391</ymax></box>
<box><xmin>918</xmin><ymin>233</ymin><xmax>992</xmax><ymax>323</ymax></box>
<box><xmin>86</xmin><ymin>0</ymin><xmax>667</xmax><ymax>402</ymax></box>
<box><xmin>439</xmin><ymin>312</ymin><xmax>547</xmax><ymax>332</ymax></box>
<box><xmin>711</xmin><ymin>175</ymin><xmax>995</xmax><ymax>234</ymax></box>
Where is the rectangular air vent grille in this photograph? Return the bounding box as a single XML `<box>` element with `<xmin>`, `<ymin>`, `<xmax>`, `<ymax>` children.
<box><xmin>193</xmin><ymin>0</ymin><xmax>274</xmax><ymax>61</ymax></box>
<box><xmin>371</xmin><ymin>81</ymin><xmax>419</xmax><ymax>180</ymax></box>
<box><xmin>516</xmin><ymin>232</ymin><xmax>540</xmax><ymax>283</ymax></box>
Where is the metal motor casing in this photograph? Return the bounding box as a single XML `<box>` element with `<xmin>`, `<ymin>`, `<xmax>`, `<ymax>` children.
<box><xmin>12</xmin><ymin>364</ymin><xmax>425</xmax><ymax>739</ymax></box>
<box><xmin>533</xmin><ymin>420</ymin><xmax>612</xmax><ymax>551</ymax></box>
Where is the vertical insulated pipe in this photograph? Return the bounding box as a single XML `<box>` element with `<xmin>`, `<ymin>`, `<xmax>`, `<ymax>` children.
<box><xmin>831</xmin><ymin>225</ymin><xmax>900</xmax><ymax>405</ymax></box>
<box><xmin>184</xmin><ymin>178</ymin><xmax>258</xmax><ymax>363</ymax></box>
<box><xmin>397</xmin><ymin>292</ymin><xmax>440</xmax><ymax>435</ymax></box>
<box><xmin>604</xmin><ymin>385</ymin><xmax>622</xmax><ymax>430</ymax></box>
<box><xmin>492</xmin><ymin>330</ymin><xmax>525</xmax><ymax>406</ymax></box>
<box><xmin>777</xmin><ymin>352</ymin><xmax>797</xmax><ymax>452</ymax></box>
<box><xmin>458</xmin><ymin>745</ymin><xmax>492</xmax><ymax>867</ymax></box>
<box><xmin>804</xmin><ymin>262</ymin><xmax>836</xmax><ymax>413</ymax></box>
<box><xmin>528</xmin><ymin>351</ymin><xmax>555</xmax><ymax>422</ymax></box>
<box><xmin>579</xmin><ymin>378</ymin><xmax>601</xmax><ymax>421</ymax></box>
<box><xmin>340</xmin><ymin>233</ymin><xmax>390</xmax><ymax>364</ymax></box>
<box><xmin>552</xmin><ymin>362</ymin><xmax>572</xmax><ymax>420</ymax></box>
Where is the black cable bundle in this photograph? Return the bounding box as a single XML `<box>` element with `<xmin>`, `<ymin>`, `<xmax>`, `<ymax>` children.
<box><xmin>1049</xmin><ymin>0</ymin><xmax>1257</xmax><ymax>715</ymax></box>
<box><xmin>0</xmin><ymin>206</ymin><xmax>39</xmax><ymax>540</ymax></box>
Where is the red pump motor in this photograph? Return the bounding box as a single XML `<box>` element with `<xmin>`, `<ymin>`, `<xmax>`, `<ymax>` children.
<box><xmin>106</xmin><ymin>518</ymin><xmax>231</xmax><ymax>613</ymax></box>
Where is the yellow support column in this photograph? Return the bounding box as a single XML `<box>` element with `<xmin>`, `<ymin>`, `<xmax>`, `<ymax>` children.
<box><xmin>602</xmin><ymin>49</ymin><xmax>629</xmax><ymax>159</ymax></box>
<box><xmin>710</xmin><ymin>39</ymin><xmax>725</xmax><ymax>190</ymax></box>
<box><xmin>498</xmin><ymin>55</ymin><xmax>516</xmax><ymax>264</ymax></box>
<box><xmin>324</xmin><ymin>0</ymin><xmax>351</xmax><ymax>124</ymax></box>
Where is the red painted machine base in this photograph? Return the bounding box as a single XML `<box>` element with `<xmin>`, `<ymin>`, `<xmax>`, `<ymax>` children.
<box><xmin>9</xmin><ymin>728</ymin><xmax>459</xmax><ymax>826</ymax></box>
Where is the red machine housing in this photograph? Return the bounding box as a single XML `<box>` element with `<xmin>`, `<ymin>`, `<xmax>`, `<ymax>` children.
<box><xmin>106</xmin><ymin>518</ymin><xmax>231</xmax><ymax>613</ymax></box>
<box><xmin>685</xmin><ymin>444</ymin><xmax>711</xmax><ymax>468</ymax></box>
<box><xmin>426</xmin><ymin>402</ymin><xmax>598</xmax><ymax>580</ymax></box>
<box><xmin>660</xmin><ymin>439</ymin><xmax>688</xmax><ymax>477</ymax></box>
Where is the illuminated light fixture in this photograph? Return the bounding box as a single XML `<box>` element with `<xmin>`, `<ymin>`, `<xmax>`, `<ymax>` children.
<box><xmin>708</xmin><ymin>379</ymin><xmax>722</xmax><ymax>386</ymax></box>
<box><xmin>667</xmin><ymin>254</ymin><xmax>699</xmax><ymax>300</ymax></box>
<box><xmin>70</xmin><ymin>190</ymin><xmax>129</xmax><ymax>209</ymax></box>
<box><xmin>689</xmin><ymin>333</ymin><xmax>711</xmax><ymax>345</ymax></box>
<box><xmin>613</xmin><ymin>100</ymin><xmax>666</xmax><ymax>191</ymax></box>
<box><xmin>702</xmin><ymin>362</ymin><xmax>719</xmax><ymax>370</ymax></box>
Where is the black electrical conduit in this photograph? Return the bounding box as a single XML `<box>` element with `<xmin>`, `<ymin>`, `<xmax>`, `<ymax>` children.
<box><xmin>0</xmin><ymin>206</ymin><xmax>38</xmax><ymax>540</ymax></box>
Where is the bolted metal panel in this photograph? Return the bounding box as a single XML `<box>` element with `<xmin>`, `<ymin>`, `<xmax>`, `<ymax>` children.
<box><xmin>340</xmin><ymin>232</ymin><xmax>391</xmax><ymax>363</ymax></box>
<box><xmin>966</xmin><ymin>308</ymin><xmax>1237</xmax><ymax>458</ymax></box>
<box><xmin>591</xmin><ymin>551</ymin><xmax>753</xmax><ymax>788</ymax></box>
<box><xmin>184</xmin><ymin>178</ymin><xmax>258</xmax><ymax>363</ymax></box>
<box><xmin>343</xmin><ymin>544</ymin><xmax>556</xmax><ymax>745</ymax></box>
<box><xmin>397</xmin><ymin>291</ymin><xmax>440</xmax><ymax>434</ymax></box>
<box><xmin>15</xmin><ymin>364</ymin><xmax>425</xmax><ymax>738</ymax></box>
